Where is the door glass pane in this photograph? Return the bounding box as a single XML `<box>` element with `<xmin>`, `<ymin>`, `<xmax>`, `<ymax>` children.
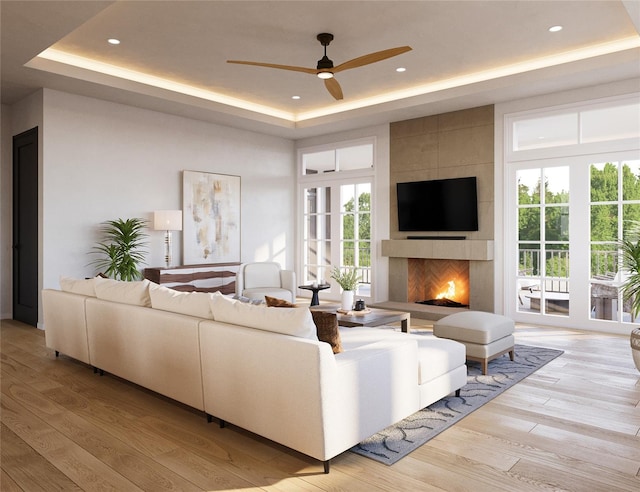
<box><xmin>590</xmin><ymin>162</ymin><xmax>618</xmax><ymax>202</ymax></box>
<box><xmin>623</xmin><ymin>204</ymin><xmax>640</xmax><ymax>239</ymax></box>
<box><xmin>519</xmin><ymin>208</ymin><xmax>540</xmax><ymax>241</ymax></box>
<box><xmin>304</xmin><ymin>186</ymin><xmax>331</xmax><ymax>285</ymax></box>
<box><xmin>590</xmin><ymin>204</ymin><xmax>618</xmax><ymax>241</ymax></box>
<box><xmin>340</xmin><ymin>183</ymin><xmax>371</xmax><ymax>296</ymax></box>
<box><xmin>622</xmin><ymin>160</ymin><xmax>640</xmax><ymax>201</ymax></box>
<box><xmin>545</xmin><ymin>206</ymin><xmax>569</xmax><ymax>241</ymax></box>
<box><xmin>517</xmin><ymin>169</ymin><xmax>541</xmax><ymax>204</ymax></box>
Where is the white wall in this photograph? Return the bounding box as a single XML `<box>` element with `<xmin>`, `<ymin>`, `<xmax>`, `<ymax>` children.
<box><xmin>0</xmin><ymin>89</ymin><xmax>295</xmax><ymax>326</ymax></box>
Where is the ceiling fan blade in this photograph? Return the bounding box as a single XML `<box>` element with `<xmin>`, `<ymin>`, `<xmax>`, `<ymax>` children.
<box><xmin>227</xmin><ymin>60</ymin><xmax>317</xmax><ymax>75</ymax></box>
<box><xmin>324</xmin><ymin>77</ymin><xmax>343</xmax><ymax>100</ymax></box>
<box><xmin>333</xmin><ymin>46</ymin><xmax>412</xmax><ymax>73</ymax></box>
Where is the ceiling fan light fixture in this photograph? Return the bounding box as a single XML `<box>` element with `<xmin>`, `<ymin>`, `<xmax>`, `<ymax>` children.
<box><xmin>317</xmin><ymin>71</ymin><xmax>334</xmax><ymax>79</ymax></box>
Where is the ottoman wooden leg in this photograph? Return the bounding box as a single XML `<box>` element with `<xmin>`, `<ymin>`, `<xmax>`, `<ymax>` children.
<box><xmin>481</xmin><ymin>359</ymin><xmax>488</xmax><ymax>375</ymax></box>
<box><xmin>509</xmin><ymin>349</ymin><xmax>515</xmax><ymax>361</ymax></box>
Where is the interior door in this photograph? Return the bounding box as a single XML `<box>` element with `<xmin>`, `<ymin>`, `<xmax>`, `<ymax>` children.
<box><xmin>13</xmin><ymin>127</ymin><xmax>38</xmax><ymax>326</ymax></box>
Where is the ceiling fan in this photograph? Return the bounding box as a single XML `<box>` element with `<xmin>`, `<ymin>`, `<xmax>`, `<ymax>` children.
<box><xmin>227</xmin><ymin>33</ymin><xmax>412</xmax><ymax>100</ymax></box>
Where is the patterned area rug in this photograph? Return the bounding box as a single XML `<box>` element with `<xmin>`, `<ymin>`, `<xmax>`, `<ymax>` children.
<box><xmin>351</xmin><ymin>344</ymin><xmax>563</xmax><ymax>465</ymax></box>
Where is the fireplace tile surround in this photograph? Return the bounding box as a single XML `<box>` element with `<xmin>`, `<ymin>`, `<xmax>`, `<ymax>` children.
<box><xmin>380</xmin><ymin>105</ymin><xmax>496</xmax><ymax>320</ymax></box>
<box><xmin>381</xmin><ymin>239</ymin><xmax>494</xmax><ymax>318</ymax></box>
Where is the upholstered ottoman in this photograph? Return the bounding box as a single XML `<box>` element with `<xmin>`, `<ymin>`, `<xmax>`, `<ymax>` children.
<box><xmin>433</xmin><ymin>311</ymin><xmax>515</xmax><ymax>375</ymax></box>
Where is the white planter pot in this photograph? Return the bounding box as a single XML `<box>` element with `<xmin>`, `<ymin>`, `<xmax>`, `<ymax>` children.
<box><xmin>631</xmin><ymin>328</ymin><xmax>640</xmax><ymax>372</ymax></box>
<box><xmin>341</xmin><ymin>290</ymin><xmax>355</xmax><ymax>311</ymax></box>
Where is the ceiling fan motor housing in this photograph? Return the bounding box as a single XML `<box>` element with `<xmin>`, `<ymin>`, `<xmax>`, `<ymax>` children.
<box><xmin>316</xmin><ymin>33</ymin><xmax>335</xmax><ymax>70</ymax></box>
<box><xmin>317</xmin><ymin>55</ymin><xmax>334</xmax><ymax>70</ymax></box>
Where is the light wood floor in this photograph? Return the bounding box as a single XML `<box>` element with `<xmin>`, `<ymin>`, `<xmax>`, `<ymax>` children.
<box><xmin>2</xmin><ymin>318</ymin><xmax>639</xmax><ymax>491</ymax></box>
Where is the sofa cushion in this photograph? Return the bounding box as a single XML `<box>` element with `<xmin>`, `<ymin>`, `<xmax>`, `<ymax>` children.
<box><xmin>265</xmin><ymin>295</ymin><xmax>296</xmax><ymax>308</ymax></box>
<box><xmin>210</xmin><ymin>292</ymin><xmax>317</xmax><ymax>339</ymax></box>
<box><xmin>59</xmin><ymin>276</ymin><xmax>97</xmax><ymax>297</ymax></box>
<box><xmin>94</xmin><ymin>278</ymin><xmax>152</xmax><ymax>307</ymax></box>
<box><xmin>150</xmin><ymin>284</ymin><xmax>213</xmax><ymax>319</ymax></box>
<box><xmin>310</xmin><ymin>311</ymin><xmax>343</xmax><ymax>354</ymax></box>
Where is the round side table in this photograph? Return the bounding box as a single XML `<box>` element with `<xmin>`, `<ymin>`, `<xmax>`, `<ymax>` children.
<box><xmin>299</xmin><ymin>284</ymin><xmax>330</xmax><ymax>306</ymax></box>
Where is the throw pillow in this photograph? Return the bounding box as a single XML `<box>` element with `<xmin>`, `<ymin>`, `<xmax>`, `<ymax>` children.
<box><xmin>94</xmin><ymin>278</ymin><xmax>152</xmax><ymax>307</ymax></box>
<box><xmin>210</xmin><ymin>292</ymin><xmax>317</xmax><ymax>340</ymax></box>
<box><xmin>59</xmin><ymin>276</ymin><xmax>97</xmax><ymax>297</ymax></box>
<box><xmin>311</xmin><ymin>310</ymin><xmax>343</xmax><ymax>354</ymax></box>
<box><xmin>233</xmin><ymin>294</ymin><xmax>264</xmax><ymax>305</ymax></box>
<box><xmin>265</xmin><ymin>295</ymin><xmax>296</xmax><ymax>308</ymax></box>
<box><xmin>149</xmin><ymin>284</ymin><xmax>213</xmax><ymax>319</ymax></box>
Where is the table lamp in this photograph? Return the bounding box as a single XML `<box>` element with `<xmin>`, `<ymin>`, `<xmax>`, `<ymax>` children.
<box><xmin>153</xmin><ymin>210</ymin><xmax>183</xmax><ymax>267</ymax></box>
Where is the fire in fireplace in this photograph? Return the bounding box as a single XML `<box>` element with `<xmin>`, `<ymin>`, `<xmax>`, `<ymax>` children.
<box><xmin>408</xmin><ymin>258</ymin><xmax>470</xmax><ymax>308</ymax></box>
<box><xmin>417</xmin><ymin>280</ymin><xmax>469</xmax><ymax>307</ymax></box>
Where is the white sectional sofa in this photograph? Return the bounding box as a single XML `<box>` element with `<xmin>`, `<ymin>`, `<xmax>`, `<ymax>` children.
<box><xmin>42</xmin><ymin>277</ymin><xmax>467</xmax><ymax>473</ymax></box>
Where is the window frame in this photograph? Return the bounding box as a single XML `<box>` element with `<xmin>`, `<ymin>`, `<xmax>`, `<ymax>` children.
<box><xmin>297</xmin><ymin>137</ymin><xmax>377</xmax><ymax>303</ymax></box>
<box><xmin>503</xmin><ymin>93</ymin><xmax>640</xmax><ymax>332</ymax></box>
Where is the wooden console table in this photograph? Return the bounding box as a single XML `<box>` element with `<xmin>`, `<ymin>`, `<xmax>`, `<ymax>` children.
<box><xmin>143</xmin><ymin>263</ymin><xmax>240</xmax><ymax>294</ymax></box>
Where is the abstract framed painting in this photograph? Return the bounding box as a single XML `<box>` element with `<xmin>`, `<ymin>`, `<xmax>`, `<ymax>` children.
<box><xmin>182</xmin><ymin>170</ymin><xmax>241</xmax><ymax>264</ymax></box>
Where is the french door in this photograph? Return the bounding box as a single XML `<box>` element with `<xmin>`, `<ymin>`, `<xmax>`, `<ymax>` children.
<box><xmin>510</xmin><ymin>154</ymin><xmax>640</xmax><ymax>330</ymax></box>
<box><xmin>301</xmin><ymin>180</ymin><xmax>372</xmax><ymax>300</ymax></box>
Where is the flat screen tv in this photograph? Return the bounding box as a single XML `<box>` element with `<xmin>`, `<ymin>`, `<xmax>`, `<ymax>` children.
<box><xmin>397</xmin><ymin>176</ymin><xmax>478</xmax><ymax>232</ymax></box>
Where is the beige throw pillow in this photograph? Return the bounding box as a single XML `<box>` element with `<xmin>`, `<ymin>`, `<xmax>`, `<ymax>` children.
<box><xmin>149</xmin><ymin>284</ymin><xmax>213</xmax><ymax>319</ymax></box>
<box><xmin>59</xmin><ymin>276</ymin><xmax>97</xmax><ymax>297</ymax></box>
<box><xmin>94</xmin><ymin>278</ymin><xmax>152</xmax><ymax>307</ymax></box>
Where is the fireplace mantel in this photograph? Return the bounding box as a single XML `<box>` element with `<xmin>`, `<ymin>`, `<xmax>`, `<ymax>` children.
<box><xmin>381</xmin><ymin>239</ymin><xmax>494</xmax><ymax>261</ymax></box>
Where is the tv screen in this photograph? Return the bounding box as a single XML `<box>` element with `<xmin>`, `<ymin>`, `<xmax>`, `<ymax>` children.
<box><xmin>397</xmin><ymin>177</ymin><xmax>478</xmax><ymax>232</ymax></box>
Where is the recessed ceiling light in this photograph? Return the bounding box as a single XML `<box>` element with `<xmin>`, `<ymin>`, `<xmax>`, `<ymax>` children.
<box><xmin>108</xmin><ymin>38</ymin><xmax>121</xmax><ymax>45</ymax></box>
<box><xmin>396</xmin><ymin>67</ymin><xmax>406</xmax><ymax>73</ymax></box>
<box><xmin>292</xmin><ymin>95</ymin><xmax>300</xmax><ymax>100</ymax></box>
<box><xmin>548</xmin><ymin>25</ymin><xmax>563</xmax><ymax>33</ymax></box>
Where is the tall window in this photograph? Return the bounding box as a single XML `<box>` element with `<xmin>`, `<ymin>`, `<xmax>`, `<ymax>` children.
<box><xmin>506</xmin><ymin>95</ymin><xmax>640</xmax><ymax>330</ymax></box>
<box><xmin>299</xmin><ymin>139</ymin><xmax>374</xmax><ymax>300</ymax></box>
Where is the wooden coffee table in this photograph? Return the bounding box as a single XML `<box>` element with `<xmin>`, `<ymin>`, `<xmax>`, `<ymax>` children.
<box><xmin>312</xmin><ymin>305</ymin><xmax>410</xmax><ymax>333</ymax></box>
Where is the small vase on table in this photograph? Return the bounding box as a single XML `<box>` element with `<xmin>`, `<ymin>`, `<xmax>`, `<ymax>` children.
<box><xmin>341</xmin><ymin>290</ymin><xmax>355</xmax><ymax>311</ymax></box>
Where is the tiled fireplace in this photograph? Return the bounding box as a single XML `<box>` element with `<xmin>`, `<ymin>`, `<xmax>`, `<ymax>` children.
<box><xmin>381</xmin><ymin>239</ymin><xmax>494</xmax><ymax>317</ymax></box>
<box><xmin>386</xmin><ymin>105</ymin><xmax>496</xmax><ymax>318</ymax></box>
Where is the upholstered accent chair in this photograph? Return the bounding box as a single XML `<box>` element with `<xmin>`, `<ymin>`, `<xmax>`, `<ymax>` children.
<box><xmin>235</xmin><ymin>262</ymin><xmax>296</xmax><ymax>303</ymax></box>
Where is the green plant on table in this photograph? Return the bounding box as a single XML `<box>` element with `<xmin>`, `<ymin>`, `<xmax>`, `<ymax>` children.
<box><xmin>90</xmin><ymin>218</ymin><xmax>149</xmax><ymax>281</ymax></box>
<box><xmin>330</xmin><ymin>266</ymin><xmax>361</xmax><ymax>291</ymax></box>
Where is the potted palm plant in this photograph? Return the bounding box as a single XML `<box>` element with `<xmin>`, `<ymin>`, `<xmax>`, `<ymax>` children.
<box><xmin>90</xmin><ymin>218</ymin><xmax>149</xmax><ymax>281</ymax></box>
<box><xmin>620</xmin><ymin>220</ymin><xmax>640</xmax><ymax>372</ymax></box>
<box><xmin>330</xmin><ymin>266</ymin><xmax>361</xmax><ymax>311</ymax></box>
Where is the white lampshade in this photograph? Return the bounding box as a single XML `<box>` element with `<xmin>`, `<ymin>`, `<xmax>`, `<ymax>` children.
<box><xmin>153</xmin><ymin>210</ymin><xmax>183</xmax><ymax>231</ymax></box>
